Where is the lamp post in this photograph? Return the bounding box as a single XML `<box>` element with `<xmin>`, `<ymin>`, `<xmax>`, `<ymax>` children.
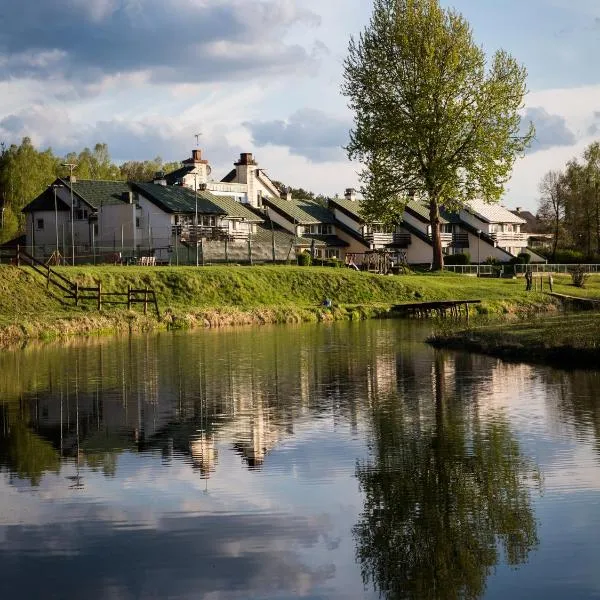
<box><xmin>476</xmin><ymin>229</ymin><xmax>481</xmax><ymax>277</ymax></box>
<box><xmin>52</xmin><ymin>184</ymin><xmax>63</xmax><ymax>256</ymax></box>
<box><xmin>193</xmin><ymin>173</ymin><xmax>199</xmax><ymax>267</ymax></box>
<box><xmin>61</xmin><ymin>163</ymin><xmax>77</xmax><ymax>265</ymax></box>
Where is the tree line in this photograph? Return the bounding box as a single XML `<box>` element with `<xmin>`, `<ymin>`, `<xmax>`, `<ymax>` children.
<box><xmin>0</xmin><ymin>137</ymin><xmax>180</xmax><ymax>244</ymax></box>
<box><xmin>538</xmin><ymin>142</ymin><xmax>600</xmax><ymax>261</ymax></box>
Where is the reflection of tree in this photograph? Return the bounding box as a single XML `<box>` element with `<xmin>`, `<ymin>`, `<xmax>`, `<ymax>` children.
<box><xmin>354</xmin><ymin>353</ymin><xmax>539</xmax><ymax>600</ymax></box>
<box><xmin>0</xmin><ymin>408</ymin><xmax>60</xmax><ymax>486</ymax></box>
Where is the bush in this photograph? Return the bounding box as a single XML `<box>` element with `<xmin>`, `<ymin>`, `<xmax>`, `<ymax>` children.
<box><xmin>484</xmin><ymin>256</ymin><xmax>500</xmax><ymax>265</ymax></box>
<box><xmin>551</xmin><ymin>249</ymin><xmax>585</xmax><ymax>264</ymax></box>
<box><xmin>570</xmin><ymin>265</ymin><xmax>589</xmax><ymax>288</ymax></box>
<box><xmin>297</xmin><ymin>252</ymin><xmax>312</xmax><ymax>266</ymax></box>
<box><xmin>517</xmin><ymin>252</ymin><xmax>531</xmax><ymax>264</ymax></box>
<box><xmin>320</xmin><ymin>258</ymin><xmax>344</xmax><ymax>268</ymax></box>
<box><xmin>444</xmin><ymin>252</ymin><xmax>470</xmax><ymax>265</ymax></box>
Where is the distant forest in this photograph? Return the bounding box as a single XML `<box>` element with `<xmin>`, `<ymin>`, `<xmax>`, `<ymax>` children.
<box><xmin>0</xmin><ymin>138</ymin><xmax>181</xmax><ymax>243</ymax></box>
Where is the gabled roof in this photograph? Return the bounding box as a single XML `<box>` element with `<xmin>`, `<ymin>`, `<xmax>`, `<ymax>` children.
<box><xmin>510</xmin><ymin>209</ymin><xmax>544</xmax><ymax>233</ymax></box>
<box><xmin>163</xmin><ymin>165</ymin><xmax>195</xmax><ymax>185</ymax></box>
<box><xmin>69</xmin><ymin>180</ymin><xmax>134</xmax><ymax>208</ymax></box>
<box><xmin>465</xmin><ymin>199</ymin><xmax>526</xmax><ymax>224</ymax></box>
<box><xmin>134</xmin><ymin>183</ymin><xmax>261</xmax><ymax>221</ymax></box>
<box><xmin>329</xmin><ymin>198</ymin><xmax>365</xmax><ymax>223</ymax></box>
<box><xmin>405</xmin><ymin>200</ymin><xmax>448</xmax><ymax>224</ymax></box>
<box><xmin>134</xmin><ymin>183</ymin><xmax>225</xmax><ymax>215</ymax></box>
<box><xmin>263</xmin><ymin>197</ymin><xmax>336</xmax><ymax>225</ymax></box>
<box><xmin>22</xmin><ymin>179</ymin><xmax>133</xmax><ymax>213</ymax></box>
<box><xmin>209</xmin><ymin>195</ymin><xmax>263</xmax><ymax>222</ymax></box>
<box><xmin>221</xmin><ymin>169</ymin><xmax>237</xmax><ymax>183</ymax></box>
<box><xmin>21</xmin><ymin>184</ymin><xmax>71</xmax><ymax>213</ymax></box>
<box><xmin>252</xmin><ymin>223</ymin><xmax>323</xmax><ymax>247</ymax></box>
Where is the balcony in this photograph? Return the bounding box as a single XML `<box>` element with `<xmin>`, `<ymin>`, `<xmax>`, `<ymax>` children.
<box><xmin>439</xmin><ymin>232</ymin><xmax>453</xmax><ymax>245</ymax></box>
<box><xmin>451</xmin><ymin>233</ymin><xmax>469</xmax><ymax>248</ymax></box>
<box><xmin>490</xmin><ymin>232</ymin><xmax>529</xmax><ymax>246</ymax></box>
<box><xmin>179</xmin><ymin>225</ymin><xmax>249</xmax><ymax>243</ymax></box>
<box><xmin>364</xmin><ymin>232</ymin><xmax>412</xmax><ymax>248</ymax></box>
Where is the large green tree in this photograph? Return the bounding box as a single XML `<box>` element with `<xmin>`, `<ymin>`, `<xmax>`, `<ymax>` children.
<box><xmin>342</xmin><ymin>0</ymin><xmax>533</xmax><ymax>269</ymax></box>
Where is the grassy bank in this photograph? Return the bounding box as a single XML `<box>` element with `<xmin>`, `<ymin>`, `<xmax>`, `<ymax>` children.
<box><xmin>0</xmin><ymin>265</ymin><xmax>558</xmax><ymax>346</ymax></box>
<box><xmin>428</xmin><ymin>312</ymin><xmax>600</xmax><ymax>369</ymax></box>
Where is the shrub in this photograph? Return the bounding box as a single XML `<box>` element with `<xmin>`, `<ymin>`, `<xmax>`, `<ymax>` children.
<box><xmin>484</xmin><ymin>256</ymin><xmax>500</xmax><ymax>265</ymax></box>
<box><xmin>517</xmin><ymin>252</ymin><xmax>531</xmax><ymax>264</ymax></box>
<box><xmin>297</xmin><ymin>252</ymin><xmax>312</xmax><ymax>266</ymax></box>
<box><xmin>444</xmin><ymin>252</ymin><xmax>470</xmax><ymax>266</ymax></box>
<box><xmin>570</xmin><ymin>265</ymin><xmax>589</xmax><ymax>288</ymax></box>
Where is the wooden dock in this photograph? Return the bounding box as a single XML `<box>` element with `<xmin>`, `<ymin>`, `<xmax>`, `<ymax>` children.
<box><xmin>549</xmin><ymin>293</ymin><xmax>600</xmax><ymax>311</ymax></box>
<box><xmin>391</xmin><ymin>299</ymin><xmax>481</xmax><ymax>319</ymax></box>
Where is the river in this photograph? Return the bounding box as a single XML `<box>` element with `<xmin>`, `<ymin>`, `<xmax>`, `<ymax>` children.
<box><xmin>1</xmin><ymin>320</ymin><xmax>599</xmax><ymax>599</ymax></box>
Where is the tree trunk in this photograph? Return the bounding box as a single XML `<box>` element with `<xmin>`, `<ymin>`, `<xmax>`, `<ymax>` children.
<box><xmin>552</xmin><ymin>212</ymin><xmax>559</xmax><ymax>263</ymax></box>
<box><xmin>429</xmin><ymin>198</ymin><xmax>444</xmax><ymax>271</ymax></box>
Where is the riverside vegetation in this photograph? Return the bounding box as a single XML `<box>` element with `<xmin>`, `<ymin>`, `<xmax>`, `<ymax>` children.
<box><xmin>0</xmin><ymin>264</ymin><xmax>560</xmax><ymax>346</ymax></box>
<box><xmin>428</xmin><ymin>312</ymin><xmax>600</xmax><ymax>369</ymax></box>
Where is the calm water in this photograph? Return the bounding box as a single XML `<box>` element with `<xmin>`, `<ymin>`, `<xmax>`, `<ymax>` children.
<box><xmin>1</xmin><ymin>321</ymin><xmax>600</xmax><ymax>599</ymax></box>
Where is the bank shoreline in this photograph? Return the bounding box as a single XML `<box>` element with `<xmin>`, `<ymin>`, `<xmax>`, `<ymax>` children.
<box><xmin>0</xmin><ymin>265</ymin><xmax>558</xmax><ymax>348</ymax></box>
<box><xmin>427</xmin><ymin>313</ymin><xmax>600</xmax><ymax>370</ymax></box>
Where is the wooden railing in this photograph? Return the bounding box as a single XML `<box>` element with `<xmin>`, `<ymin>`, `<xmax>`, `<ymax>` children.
<box><xmin>14</xmin><ymin>246</ymin><xmax>160</xmax><ymax>317</ymax></box>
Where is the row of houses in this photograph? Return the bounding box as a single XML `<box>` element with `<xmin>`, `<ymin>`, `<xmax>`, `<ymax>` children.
<box><xmin>21</xmin><ymin>148</ymin><xmax>543</xmax><ymax>265</ymax></box>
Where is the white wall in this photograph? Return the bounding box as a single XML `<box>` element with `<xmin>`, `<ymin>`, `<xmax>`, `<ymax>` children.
<box><xmin>332</xmin><ymin>208</ymin><xmax>364</xmax><ymax>235</ymax></box>
<box><xmin>266</xmin><ymin>208</ymin><xmax>296</xmax><ymax>234</ymax></box>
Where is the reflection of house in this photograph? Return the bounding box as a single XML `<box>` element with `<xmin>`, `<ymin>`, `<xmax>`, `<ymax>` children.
<box><xmin>190</xmin><ymin>433</ymin><xmax>218</xmax><ymax>477</ymax></box>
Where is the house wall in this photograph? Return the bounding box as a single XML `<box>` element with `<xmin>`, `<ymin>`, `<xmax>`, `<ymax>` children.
<box><xmin>465</xmin><ymin>231</ymin><xmax>514</xmax><ymax>262</ymax></box>
<box><xmin>401</xmin><ymin>230</ymin><xmax>434</xmax><ymax>265</ymax></box>
<box><xmin>332</xmin><ymin>208</ymin><xmax>364</xmax><ymax>236</ymax></box>
<box><xmin>136</xmin><ymin>195</ymin><xmax>173</xmax><ymax>249</ymax></box>
<box><xmin>335</xmin><ymin>229</ymin><xmax>369</xmax><ymax>256</ymax></box>
<box><xmin>403</xmin><ymin>212</ymin><xmax>428</xmax><ymax>235</ymax></box>
<box><xmin>459</xmin><ymin>210</ymin><xmax>490</xmax><ymax>234</ymax></box>
<box><xmin>266</xmin><ymin>209</ymin><xmax>296</xmax><ymax>234</ymax></box>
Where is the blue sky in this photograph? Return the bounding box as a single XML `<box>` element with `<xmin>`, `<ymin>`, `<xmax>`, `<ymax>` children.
<box><xmin>1</xmin><ymin>0</ymin><xmax>600</xmax><ymax>211</ymax></box>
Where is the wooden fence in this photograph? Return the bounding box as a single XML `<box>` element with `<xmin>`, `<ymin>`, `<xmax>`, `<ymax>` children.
<box><xmin>14</xmin><ymin>246</ymin><xmax>160</xmax><ymax>317</ymax></box>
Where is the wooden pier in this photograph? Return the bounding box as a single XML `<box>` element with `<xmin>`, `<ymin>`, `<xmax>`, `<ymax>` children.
<box><xmin>391</xmin><ymin>299</ymin><xmax>481</xmax><ymax>319</ymax></box>
<box><xmin>549</xmin><ymin>293</ymin><xmax>600</xmax><ymax>311</ymax></box>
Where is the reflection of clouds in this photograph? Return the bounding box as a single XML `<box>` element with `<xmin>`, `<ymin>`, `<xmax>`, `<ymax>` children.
<box><xmin>0</xmin><ymin>510</ymin><xmax>336</xmax><ymax>599</ymax></box>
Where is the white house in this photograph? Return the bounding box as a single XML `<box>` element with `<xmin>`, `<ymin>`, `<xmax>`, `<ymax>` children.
<box><xmin>262</xmin><ymin>196</ymin><xmax>348</xmax><ymax>259</ymax></box>
<box><xmin>164</xmin><ymin>150</ymin><xmax>281</xmax><ymax>208</ymax></box>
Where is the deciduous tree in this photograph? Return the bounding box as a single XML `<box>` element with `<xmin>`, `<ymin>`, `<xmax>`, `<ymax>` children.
<box><xmin>342</xmin><ymin>0</ymin><xmax>533</xmax><ymax>269</ymax></box>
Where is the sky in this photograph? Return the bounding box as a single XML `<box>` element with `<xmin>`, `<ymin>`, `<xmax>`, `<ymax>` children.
<box><xmin>1</xmin><ymin>0</ymin><xmax>600</xmax><ymax>211</ymax></box>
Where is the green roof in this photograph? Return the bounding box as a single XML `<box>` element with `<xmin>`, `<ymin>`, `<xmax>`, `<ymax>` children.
<box><xmin>264</xmin><ymin>197</ymin><xmax>336</xmax><ymax>225</ymax></box>
<box><xmin>406</xmin><ymin>200</ymin><xmax>448</xmax><ymax>224</ymax></box>
<box><xmin>69</xmin><ymin>180</ymin><xmax>134</xmax><ymax>209</ymax></box>
<box><xmin>134</xmin><ymin>183</ymin><xmax>225</xmax><ymax>215</ymax></box>
<box><xmin>329</xmin><ymin>198</ymin><xmax>364</xmax><ymax>222</ymax></box>
<box><xmin>208</xmin><ymin>194</ymin><xmax>263</xmax><ymax>221</ymax></box>
<box><xmin>253</xmin><ymin>223</ymin><xmax>324</xmax><ymax>247</ymax></box>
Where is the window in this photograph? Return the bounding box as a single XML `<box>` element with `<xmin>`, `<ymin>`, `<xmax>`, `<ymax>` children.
<box><xmin>307</xmin><ymin>224</ymin><xmax>332</xmax><ymax>235</ymax></box>
<box><xmin>75</xmin><ymin>208</ymin><xmax>88</xmax><ymax>221</ymax></box>
<box><xmin>232</xmin><ymin>220</ymin><xmax>238</xmax><ymax>230</ymax></box>
<box><xmin>36</xmin><ymin>218</ymin><xmax>44</xmax><ymax>230</ymax></box>
<box><xmin>136</xmin><ymin>217</ymin><xmax>141</xmax><ymax>229</ymax></box>
<box><xmin>326</xmin><ymin>249</ymin><xmax>340</xmax><ymax>259</ymax></box>
<box><xmin>441</xmin><ymin>224</ymin><xmax>453</xmax><ymax>234</ymax></box>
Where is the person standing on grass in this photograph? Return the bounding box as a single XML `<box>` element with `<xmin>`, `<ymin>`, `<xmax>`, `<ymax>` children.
<box><xmin>525</xmin><ymin>270</ymin><xmax>532</xmax><ymax>291</ymax></box>
<box><xmin>548</xmin><ymin>274</ymin><xmax>554</xmax><ymax>293</ymax></box>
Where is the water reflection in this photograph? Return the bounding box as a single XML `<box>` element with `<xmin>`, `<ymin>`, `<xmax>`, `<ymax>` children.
<box><xmin>1</xmin><ymin>321</ymin><xmax>596</xmax><ymax>598</ymax></box>
<box><xmin>355</xmin><ymin>352</ymin><xmax>540</xmax><ymax>600</ymax></box>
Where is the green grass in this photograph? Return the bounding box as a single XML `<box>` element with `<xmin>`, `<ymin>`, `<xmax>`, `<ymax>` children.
<box><xmin>428</xmin><ymin>312</ymin><xmax>600</xmax><ymax>368</ymax></box>
<box><xmin>0</xmin><ymin>264</ymin><xmax>560</xmax><ymax>345</ymax></box>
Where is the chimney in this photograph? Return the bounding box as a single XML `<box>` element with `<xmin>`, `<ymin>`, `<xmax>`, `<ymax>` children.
<box><xmin>286</xmin><ymin>189</ymin><xmax>292</xmax><ymax>201</ymax></box>
<box><xmin>153</xmin><ymin>171</ymin><xmax>167</xmax><ymax>186</ymax></box>
<box><xmin>199</xmin><ymin>183</ymin><xmax>207</xmax><ymax>191</ymax></box>
<box><xmin>68</xmin><ymin>175</ymin><xmax>77</xmax><ymax>184</ymax></box>
<box><xmin>122</xmin><ymin>191</ymin><xmax>134</xmax><ymax>204</ymax></box>
<box><xmin>516</xmin><ymin>206</ymin><xmax>522</xmax><ymax>213</ymax></box>
<box><xmin>235</xmin><ymin>152</ymin><xmax>257</xmax><ymax>166</ymax></box>
<box><xmin>192</xmin><ymin>149</ymin><xmax>202</xmax><ymax>163</ymax></box>
<box><xmin>344</xmin><ymin>188</ymin><xmax>356</xmax><ymax>201</ymax></box>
